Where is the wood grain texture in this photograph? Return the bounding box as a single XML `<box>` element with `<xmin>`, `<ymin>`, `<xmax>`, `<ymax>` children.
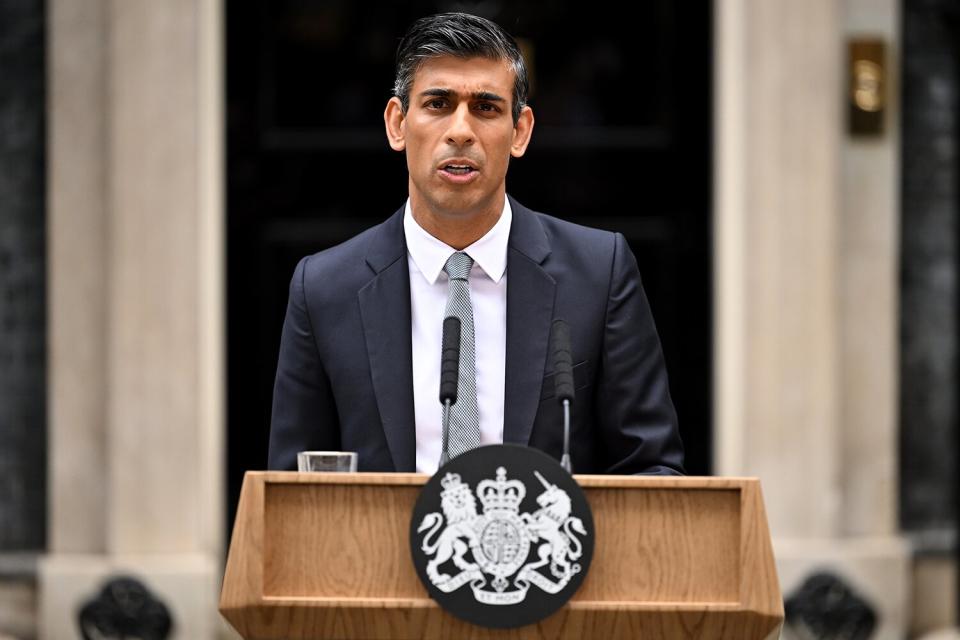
<box><xmin>220</xmin><ymin>473</ymin><xmax>783</xmax><ymax>639</ymax></box>
<box><xmin>263</xmin><ymin>483</ymin><xmax>425</xmax><ymax>598</ymax></box>
<box><xmin>577</xmin><ymin>487</ymin><xmax>740</xmax><ymax>603</ymax></box>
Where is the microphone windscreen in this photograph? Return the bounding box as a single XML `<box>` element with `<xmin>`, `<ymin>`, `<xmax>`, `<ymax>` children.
<box><xmin>439</xmin><ymin>316</ymin><xmax>461</xmax><ymax>403</ymax></box>
<box><xmin>551</xmin><ymin>319</ymin><xmax>575</xmax><ymax>402</ymax></box>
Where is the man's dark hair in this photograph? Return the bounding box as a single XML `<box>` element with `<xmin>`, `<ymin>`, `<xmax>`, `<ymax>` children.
<box><xmin>393</xmin><ymin>12</ymin><xmax>529</xmax><ymax>125</ymax></box>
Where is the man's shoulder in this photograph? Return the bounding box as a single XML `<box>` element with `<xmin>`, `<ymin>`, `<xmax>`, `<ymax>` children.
<box><xmin>298</xmin><ymin>207</ymin><xmax>405</xmax><ymax>278</ymax></box>
<box><xmin>299</xmin><ymin>225</ymin><xmax>374</xmax><ymax>271</ymax></box>
<box><xmin>536</xmin><ymin>210</ymin><xmax>616</xmax><ymax>241</ymax></box>
<box><xmin>510</xmin><ymin>198</ymin><xmax>620</xmax><ymax>256</ymax></box>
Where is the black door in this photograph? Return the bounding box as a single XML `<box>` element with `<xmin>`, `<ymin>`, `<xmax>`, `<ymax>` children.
<box><xmin>227</xmin><ymin>2</ymin><xmax>712</xmax><ymax>527</ymax></box>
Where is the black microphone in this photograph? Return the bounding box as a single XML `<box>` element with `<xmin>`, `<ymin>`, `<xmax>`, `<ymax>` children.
<box><xmin>550</xmin><ymin>319</ymin><xmax>575</xmax><ymax>473</ymax></box>
<box><xmin>438</xmin><ymin>316</ymin><xmax>461</xmax><ymax>467</ymax></box>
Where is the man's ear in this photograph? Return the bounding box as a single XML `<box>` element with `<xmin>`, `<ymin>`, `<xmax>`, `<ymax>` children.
<box><xmin>384</xmin><ymin>97</ymin><xmax>406</xmax><ymax>151</ymax></box>
<box><xmin>510</xmin><ymin>105</ymin><xmax>535</xmax><ymax>158</ymax></box>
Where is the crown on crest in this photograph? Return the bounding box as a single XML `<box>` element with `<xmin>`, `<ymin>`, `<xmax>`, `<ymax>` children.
<box><xmin>477</xmin><ymin>467</ymin><xmax>526</xmax><ymax>513</ymax></box>
<box><xmin>440</xmin><ymin>472</ymin><xmax>470</xmax><ymax>497</ymax></box>
<box><xmin>440</xmin><ymin>473</ymin><xmax>473</xmax><ymax>500</ymax></box>
<box><xmin>440</xmin><ymin>472</ymin><xmax>462</xmax><ymax>490</ymax></box>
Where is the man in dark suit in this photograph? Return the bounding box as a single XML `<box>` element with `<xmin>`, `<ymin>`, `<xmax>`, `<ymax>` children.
<box><xmin>268</xmin><ymin>13</ymin><xmax>684</xmax><ymax>475</ymax></box>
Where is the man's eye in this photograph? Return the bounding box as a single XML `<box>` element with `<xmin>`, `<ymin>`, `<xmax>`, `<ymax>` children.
<box><xmin>476</xmin><ymin>103</ymin><xmax>497</xmax><ymax>112</ymax></box>
<box><xmin>426</xmin><ymin>99</ymin><xmax>447</xmax><ymax>109</ymax></box>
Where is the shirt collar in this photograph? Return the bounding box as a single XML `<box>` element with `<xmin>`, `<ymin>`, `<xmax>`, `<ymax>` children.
<box><xmin>403</xmin><ymin>197</ymin><xmax>512</xmax><ymax>285</ymax></box>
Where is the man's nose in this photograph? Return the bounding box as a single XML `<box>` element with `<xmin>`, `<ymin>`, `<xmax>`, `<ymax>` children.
<box><xmin>445</xmin><ymin>104</ymin><xmax>475</xmax><ymax>146</ymax></box>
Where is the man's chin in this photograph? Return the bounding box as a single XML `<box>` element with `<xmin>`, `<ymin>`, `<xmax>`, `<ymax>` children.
<box><xmin>431</xmin><ymin>187</ymin><xmax>507</xmax><ymax>216</ymax></box>
<box><xmin>410</xmin><ymin>178</ymin><xmax>503</xmax><ymax>219</ymax></box>
<box><xmin>426</xmin><ymin>194</ymin><xmax>489</xmax><ymax>218</ymax></box>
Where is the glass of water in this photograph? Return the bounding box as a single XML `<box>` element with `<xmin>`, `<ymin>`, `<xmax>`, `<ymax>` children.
<box><xmin>296</xmin><ymin>451</ymin><xmax>358</xmax><ymax>473</ymax></box>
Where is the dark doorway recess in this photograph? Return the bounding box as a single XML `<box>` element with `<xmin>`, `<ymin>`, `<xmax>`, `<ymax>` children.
<box><xmin>899</xmin><ymin>0</ymin><xmax>959</xmax><ymax>611</ymax></box>
<box><xmin>227</xmin><ymin>2</ymin><xmax>713</xmax><ymax>529</ymax></box>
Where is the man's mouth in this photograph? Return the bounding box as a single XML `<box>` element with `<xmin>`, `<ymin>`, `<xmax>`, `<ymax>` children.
<box><xmin>442</xmin><ymin>164</ymin><xmax>476</xmax><ymax>175</ymax></box>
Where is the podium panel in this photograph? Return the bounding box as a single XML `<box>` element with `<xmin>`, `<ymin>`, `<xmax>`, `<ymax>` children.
<box><xmin>221</xmin><ymin>473</ymin><xmax>783</xmax><ymax>639</ymax></box>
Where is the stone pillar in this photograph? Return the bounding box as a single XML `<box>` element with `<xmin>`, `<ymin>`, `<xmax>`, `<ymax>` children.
<box><xmin>41</xmin><ymin>0</ymin><xmax>224</xmax><ymax>637</ymax></box>
<box><xmin>715</xmin><ymin>0</ymin><xmax>909</xmax><ymax>638</ymax></box>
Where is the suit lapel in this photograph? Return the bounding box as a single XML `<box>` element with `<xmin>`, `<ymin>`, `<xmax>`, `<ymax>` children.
<box><xmin>358</xmin><ymin>209</ymin><xmax>416</xmax><ymax>471</ymax></box>
<box><xmin>504</xmin><ymin>198</ymin><xmax>556</xmax><ymax>446</ymax></box>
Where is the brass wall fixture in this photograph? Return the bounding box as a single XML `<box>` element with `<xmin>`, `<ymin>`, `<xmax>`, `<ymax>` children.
<box><xmin>848</xmin><ymin>38</ymin><xmax>886</xmax><ymax>136</ymax></box>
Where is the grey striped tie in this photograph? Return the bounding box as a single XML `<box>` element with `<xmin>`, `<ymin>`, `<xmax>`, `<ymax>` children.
<box><xmin>443</xmin><ymin>251</ymin><xmax>481</xmax><ymax>457</ymax></box>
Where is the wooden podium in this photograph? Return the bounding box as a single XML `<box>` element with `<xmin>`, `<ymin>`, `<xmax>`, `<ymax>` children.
<box><xmin>220</xmin><ymin>473</ymin><xmax>783</xmax><ymax>639</ymax></box>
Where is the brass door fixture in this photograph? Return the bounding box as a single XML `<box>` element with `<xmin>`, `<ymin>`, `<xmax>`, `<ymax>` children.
<box><xmin>848</xmin><ymin>38</ymin><xmax>886</xmax><ymax>136</ymax></box>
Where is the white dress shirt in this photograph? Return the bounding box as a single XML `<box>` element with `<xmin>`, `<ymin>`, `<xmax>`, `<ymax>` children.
<box><xmin>404</xmin><ymin>198</ymin><xmax>511</xmax><ymax>474</ymax></box>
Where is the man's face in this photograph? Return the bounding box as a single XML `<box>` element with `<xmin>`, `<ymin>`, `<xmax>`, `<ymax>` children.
<box><xmin>384</xmin><ymin>55</ymin><xmax>533</xmax><ymax>220</ymax></box>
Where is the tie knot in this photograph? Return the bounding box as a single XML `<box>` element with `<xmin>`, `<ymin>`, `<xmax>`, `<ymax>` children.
<box><xmin>444</xmin><ymin>252</ymin><xmax>474</xmax><ymax>281</ymax></box>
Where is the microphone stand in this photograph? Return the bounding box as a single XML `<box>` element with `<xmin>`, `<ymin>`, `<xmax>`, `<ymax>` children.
<box><xmin>439</xmin><ymin>398</ymin><xmax>452</xmax><ymax>468</ymax></box>
<box><xmin>551</xmin><ymin>319</ymin><xmax>575</xmax><ymax>474</ymax></box>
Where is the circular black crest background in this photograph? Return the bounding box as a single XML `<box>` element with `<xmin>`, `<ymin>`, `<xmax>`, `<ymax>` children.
<box><xmin>409</xmin><ymin>444</ymin><xmax>595</xmax><ymax>629</ymax></box>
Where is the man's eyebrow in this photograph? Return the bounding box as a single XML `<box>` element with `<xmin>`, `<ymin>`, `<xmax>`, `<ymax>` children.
<box><xmin>418</xmin><ymin>88</ymin><xmax>507</xmax><ymax>102</ymax></box>
<box><xmin>420</xmin><ymin>88</ymin><xmax>453</xmax><ymax>98</ymax></box>
<box><xmin>474</xmin><ymin>91</ymin><xmax>506</xmax><ymax>102</ymax></box>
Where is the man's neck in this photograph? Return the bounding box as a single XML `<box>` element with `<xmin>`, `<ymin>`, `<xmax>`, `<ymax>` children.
<box><xmin>409</xmin><ymin>194</ymin><xmax>504</xmax><ymax>250</ymax></box>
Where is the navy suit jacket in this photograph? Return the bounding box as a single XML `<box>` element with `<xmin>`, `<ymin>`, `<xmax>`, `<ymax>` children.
<box><xmin>268</xmin><ymin>197</ymin><xmax>684</xmax><ymax>474</ymax></box>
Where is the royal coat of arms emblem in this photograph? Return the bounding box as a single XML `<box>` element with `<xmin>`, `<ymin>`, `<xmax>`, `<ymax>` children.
<box><xmin>416</xmin><ymin>466</ymin><xmax>589</xmax><ymax>605</ymax></box>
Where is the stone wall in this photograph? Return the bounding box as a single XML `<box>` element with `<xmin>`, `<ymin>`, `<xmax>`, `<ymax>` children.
<box><xmin>41</xmin><ymin>1</ymin><xmax>225</xmax><ymax>637</ymax></box>
<box><xmin>715</xmin><ymin>1</ymin><xmax>914</xmax><ymax>637</ymax></box>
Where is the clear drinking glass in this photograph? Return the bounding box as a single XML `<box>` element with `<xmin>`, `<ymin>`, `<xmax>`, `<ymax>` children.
<box><xmin>296</xmin><ymin>451</ymin><xmax>358</xmax><ymax>473</ymax></box>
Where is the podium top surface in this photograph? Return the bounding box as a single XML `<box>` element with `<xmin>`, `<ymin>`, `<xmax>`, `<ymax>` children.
<box><xmin>247</xmin><ymin>471</ymin><xmax>762</xmax><ymax>489</ymax></box>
